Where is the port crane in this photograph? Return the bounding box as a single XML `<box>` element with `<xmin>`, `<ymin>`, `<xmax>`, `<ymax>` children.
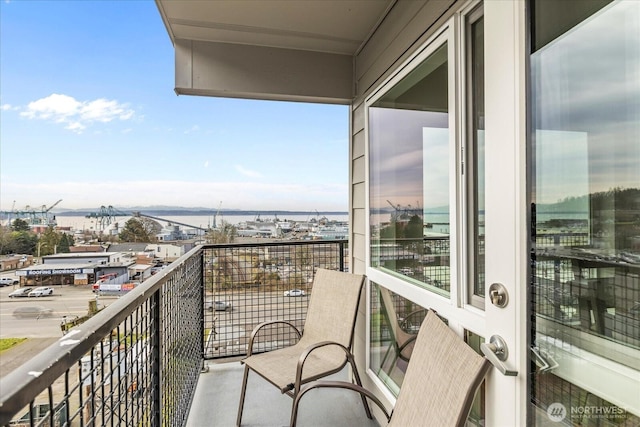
<box><xmin>85</xmin><ymin>206</ymin><xmax>130</xmax><ymax>231</ymax></box>
<box><xmin>386</xmin><ymin>199</ymin><xmax>423</xmax><ymax>222</ymax></box>
<box><xmin>0</xmin><ymin>199</ymin><xmax>62</xmax><ymax>227</ymax></box>
<box><xmin>212</xmin><ymin>201</ymin><xmax>222</xmax><ymax>229</ymax></box>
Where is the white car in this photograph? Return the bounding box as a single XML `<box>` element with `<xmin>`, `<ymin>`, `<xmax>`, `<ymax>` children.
<box><xmin>205</xmin><ymin>300</ymin><xmax>232</xmax><ymax>311</ymax></box>
<box><xmin>0</xmin><ymin>277</ymin><xmax>18</xmax><ymax>287</ymax></box>
<box><xmin>284</xmin><ymin>289</ymin><xmax>305</xmax><ymax>297</ymax></box>
<box><xmin>8</xmin><ymin>287</ymin><xmax>33</xmax><ymax>298</ymax></box>
<box><xmin>28</xmin><ymin>287</ymin><xmax>54</xmax><ymax>297</ymax></box>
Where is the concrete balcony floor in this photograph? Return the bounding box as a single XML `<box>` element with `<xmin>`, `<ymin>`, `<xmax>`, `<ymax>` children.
<box><xmin>187</xmin><ymin>361</ymin><xmax>381</xmax><ymax>427</ymax></box>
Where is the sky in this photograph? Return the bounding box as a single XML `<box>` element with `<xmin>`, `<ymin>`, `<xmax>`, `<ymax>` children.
<box><xmin>0</xmin><ymin>0</ymin><xmax>349</xmax><ymax>213</ymax></box>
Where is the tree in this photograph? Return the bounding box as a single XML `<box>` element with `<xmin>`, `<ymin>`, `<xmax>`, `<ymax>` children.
<box><xmin>38</xmin><ymin>226</ymin><xmax>59</xmax><ymax>256</ymax></box>
<box><xmin>11</xmin><ymin>218</ymin><xmax>30</xmax><ymax>232</ymax></box>
<box><xmin>2</xmin><ymin>221</ymin><xmax>39</xmax><ymax>255</ymax></box>
<box><xmin>119</xmin><ymin>218</ymin><xmax>158</xmax><ymax>242</ymax></box>
<box><xmin>0</xmin><ymin>225</ymin><xmax>12</xmax><ymax>255</ymax></box>
<box><xmin>58</xmin><ymin>234</ymin><xmax>72</xmax><ymax>253</ymax></box>
<box><xmin>7</xmin><ymin>230</ymin><xmax>38</xmax><ymax>255</ymax></box>
<box><xmin>205</xmin><ymin>221</ymin><xmax>237</xmax><ymax>244</ymax></box>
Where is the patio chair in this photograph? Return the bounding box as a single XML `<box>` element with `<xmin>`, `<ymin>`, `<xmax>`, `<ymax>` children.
<box><xmin>379</xmin><ymin>287</ymin><xmax>426</xmax><ymax>363</ymax></box>
<box><xmin>291</xmin><ymin>310</ymin><xmax>491</xmax><ymax>427</ymax></box>
<box><xmin>236</xmin><ymin>268</ymin><xmax>371</xmax><ymax>426</ymax></box>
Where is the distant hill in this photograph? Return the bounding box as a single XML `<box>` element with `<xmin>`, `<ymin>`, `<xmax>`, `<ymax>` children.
<box><xmin>537</xmin><ymin>187</ymin><xmax>640</xmax><ymax>213</ymax></box>
<box><xmin>54</xmin><ymin>208</ymin><xmax>348</xmax><ymax>217</ymax></box>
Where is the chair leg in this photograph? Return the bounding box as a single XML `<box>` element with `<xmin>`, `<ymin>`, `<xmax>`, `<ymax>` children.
<box><xmin>290</xmin><ymin>390</ymin><xmax>301</xmax><ymax>427</ymax></box>
<box><xmin>349</xmin><ymin>355</ymin><xmax>373</xmax><ymax>419</ymax></box>
<box><xmin>236</xmin><ymin>365</ymin><xmax>250</xmax><ymax>426</ymax></box>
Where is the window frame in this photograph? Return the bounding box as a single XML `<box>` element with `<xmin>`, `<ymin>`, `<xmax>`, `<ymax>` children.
<box><xmin>364</xmin><ymin>0</ymin><xmax>487</xmax><ymax>398</ymax></box>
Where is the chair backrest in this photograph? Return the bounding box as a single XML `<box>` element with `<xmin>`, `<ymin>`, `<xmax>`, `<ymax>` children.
<box><xmin>388</xmin><ymin>310</ymin><xmax>491</xmax><ymax>427</ymax></box>
<box><xmin>379</xmin><ymin>287</ymin><xmax>419</xmax><ymax>361</ymax></box>
<box><xmin>300</xmin><ymin>269</ymin><xmax>365</xmax><ymax>349</ymax></box>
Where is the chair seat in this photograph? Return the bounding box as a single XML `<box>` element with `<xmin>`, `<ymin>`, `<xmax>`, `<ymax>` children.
<box><xmin>244</xmin><ymin>339</ymin><xmax>347</xmax><ymax>393</ymax></box>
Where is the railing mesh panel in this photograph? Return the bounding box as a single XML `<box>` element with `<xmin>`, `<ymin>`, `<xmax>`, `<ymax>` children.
<box><xmin>202</xmin><ymin>240</ymin><xmax>347</xmax><ymax>359</ymax></box>
<box><xmin>1</xmin><ymin>251</ymin><xmax>203</xmax><ymax>427</ymax></box>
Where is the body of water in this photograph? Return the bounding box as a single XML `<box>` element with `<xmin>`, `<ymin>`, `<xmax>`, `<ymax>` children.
<box><xmin>55</xmin><ymin>213</ymin><xmax>350</xmax><ymax>232</ymax></box>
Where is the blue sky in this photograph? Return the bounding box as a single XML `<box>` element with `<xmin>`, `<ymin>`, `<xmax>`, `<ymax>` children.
<box><xmin>0</xmin><ymin>0</ymin><xmax>349</xmax><ymax>213</ymax></box>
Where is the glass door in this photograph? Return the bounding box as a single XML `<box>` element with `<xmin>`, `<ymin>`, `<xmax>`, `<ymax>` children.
<box><xmin>529</xmin><ymin>1</ymin><xmax>640</xmax><ymax>425</ymax></box>
<box><xmin>366</xmin><ymin>1</ymin><xmax>527</xmax><ymax>425</ymax></box>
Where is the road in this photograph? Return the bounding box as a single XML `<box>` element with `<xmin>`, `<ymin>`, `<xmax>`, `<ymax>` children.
<box><xmin>0</xmin><ymin>279</ymin><xmax>114</xmax><ymax>339</ymax></box>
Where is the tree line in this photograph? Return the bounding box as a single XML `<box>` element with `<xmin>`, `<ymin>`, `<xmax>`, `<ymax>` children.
<box><xmin>0</xmin><ymin>218</ymin><xmax>73</xmax><ymax>256</ymax></box>
<box><xmin>0</xmin><ymin>217</ymin><xmax>237</xmax><ymax>257</ymax></box>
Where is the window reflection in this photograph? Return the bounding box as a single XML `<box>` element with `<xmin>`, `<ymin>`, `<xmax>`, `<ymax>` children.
<box><xmin>369</xmin><ymin>43</ymin><xmax>451</xmax><ymax>296</ymax></box>
<box><xmin>369</xmin><ymin>282</ymin><xmax>428</xmax><ymax>394</ymax></box>
<box><xmin>530</xmin><ymin>1</ymin><xmax>640</xmax><ymax>423</ymax></box>
<box><xmin>369</xmin><ymin>283</ymin><xmax>485</xmax><ymax>425</ymax></box>
<box><xmin>468</xmin><ymin>13</ymin><xmax>486</xmax><ymax>302</ymax></box>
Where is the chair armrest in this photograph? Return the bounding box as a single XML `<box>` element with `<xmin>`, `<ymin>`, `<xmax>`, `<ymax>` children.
<box><xmin>247</xmin><ymin>320</ymin><xmax>302</xmax><ymax>357</ymax></box>
<box><xmin>397</xmin><ymin>335</ymin><xmax>418</xmax><ymax>361</ymax></box>
<box><xmin>291</xmin><ymin>380</ymin><xmax>391</xmax><ymax>427</ymax></box>
<box><xmin>293</xmin><ymin>341</ymin><xmax>350</xmax><ymax>392</ymax></box>
<box><xmin>399</xmin><ymin>308</ymin><xmax>427</xmax><ymax>332</ymax></box>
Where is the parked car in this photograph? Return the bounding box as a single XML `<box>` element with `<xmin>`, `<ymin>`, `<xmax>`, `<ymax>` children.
<box><xmin>205</xmin><ymin>300</ymin><xmax>232</xmax><ymax>311</ymax></box>
<box><xmin>0</xmin><ymin>277</ymin><xmax>18</xmax><ymax>287</ymax></box>
<box><xmin>28</xmin><ymin>287</ymin><xmax>54</xmax><ymax>297</ymax></box>
<box><xmin>13</xmin><ymin>306</ymin><xmax>54</xmax><ymax>319</ymax></box>
<box><xmin>8</xmin><ymin>287</ymin><xmax>33</xmax><ymax>298</ymax></box>
<box><xmin>284</xmin><ymin>289</ymin><xmax>305</xmax><ymax>297</ymax></box>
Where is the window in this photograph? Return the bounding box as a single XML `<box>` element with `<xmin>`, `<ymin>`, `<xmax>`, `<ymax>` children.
<box><xmin>369</xmin><ymin>282</ymin><xmax>428</xmax><ymax>394</ymax></box>
<box><xmin>369</xmin><ymin>37</ymin><xmax>452</xmax><ymax>297</ymax></box>
<box><xmin>366</xmin><ymin>2</ymin><xmax>486</xmax><ymax>407</ymax></box>
<box><xmin>466</xmin><ymin>9</ymin><xmax>485</xmax><ymax>306</ymax></box>
<box><xmin>529</xmin><ymin>1</ymin><xmax>640</xmax><ymax>423</ymax></box>
<box><xmin>368</xmin><ymin>5</ymin><xmax>485</xmax><ymax>307</ymax></box>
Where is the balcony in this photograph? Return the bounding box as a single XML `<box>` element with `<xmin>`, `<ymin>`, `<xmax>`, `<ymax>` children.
<box><xmin>0</xmin><ymin>240</ymin><xmax>378</xmax><ymax>427</ymax></box>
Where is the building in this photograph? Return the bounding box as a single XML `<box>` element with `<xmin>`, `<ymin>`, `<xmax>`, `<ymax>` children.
<box><xmin>17</xmin><ymin>252</ymin><xmax>131</xmax><ymax>286</ymax></box>
<box><xmin>153</xmin><ymin>2</ymin><xmax>639</xmax><ymax>425</ymax></box>
<box><xmin>147</xmin><ymin>242</ymin><xmax>193</xmax><ymax>263</ymax></box>
<box><xmin>0</xmin><ymin>254</ymin><xmax>34</xmax><ymax>272</ymax></box>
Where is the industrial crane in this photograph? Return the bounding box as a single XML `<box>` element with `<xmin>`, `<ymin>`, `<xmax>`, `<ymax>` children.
<box><xmin>0</xmin><ymin>199</ymin><xmax>62</xmax><ymax>227</ymax></box>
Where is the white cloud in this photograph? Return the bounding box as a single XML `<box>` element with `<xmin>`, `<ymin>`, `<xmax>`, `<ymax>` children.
<box><xmin>19</xmin><ymin>93</ymin><xmax>135</xmax><ymax>133</ymax></box>
<box><xmin>1</xmin><ymin>103</ymin><xmax>17</xmax><ymax>111</ymax></box>
<box><xmin>184</xmin><ymin>125</ymin><xmax>200</xmax><ymax>134</ymax></box>
<box><xmin>204</xmin><ymin>160</ymin><xmax>210</xmax><ymax>168</ymax></box>
<box><xmin>235</xmin><ymin>164</ymin><xmax>262</xmax><ymax>178</ymax></box>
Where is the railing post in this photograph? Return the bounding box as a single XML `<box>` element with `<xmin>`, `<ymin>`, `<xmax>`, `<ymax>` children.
<box><xmin>339</xmin><ymin>241</ymin><xmax>345</xmax><ymax>272</ymax></box>
<box><xmin>200</xmin><ymin>250</ymin><xmax>208</xmax><ymax>372</ymax></box>
<box><xmin>151</xmin><ymin>289</ymin><xmax>162</xmax><ymax>427</ymax></box>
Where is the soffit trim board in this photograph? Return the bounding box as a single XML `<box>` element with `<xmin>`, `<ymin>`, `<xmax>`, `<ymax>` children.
<box><xmin>354</xmin><ymin>0</ymin><xmax>398</xmax><ymax>56</ymax></box>
<box><xmin>168</xmin><ymin>17</ymin><xmax>362</xmax><ymax>46</ymax></box>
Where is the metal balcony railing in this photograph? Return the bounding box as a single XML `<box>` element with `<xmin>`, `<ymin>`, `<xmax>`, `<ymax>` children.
<box><xmin>202</xmin><ymin>240</ymin><xmax>348</xmax><ymax>358</ymax></box>
<box><xmin>0</xmin><ymin>239</ymin><xmax>348</xmax><ymax>427</ymax></box>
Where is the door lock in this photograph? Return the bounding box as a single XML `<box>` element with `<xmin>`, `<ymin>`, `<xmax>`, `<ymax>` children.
<box><xmin>488</xmin><ymin>283</ymin><xmax>509</xmax><ymax>308</ymax></box>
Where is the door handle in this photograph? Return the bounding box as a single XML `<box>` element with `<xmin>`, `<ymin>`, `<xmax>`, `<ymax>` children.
<box><xmin>480</xmin><ymin>335</ymin><xmax>518</xmax><ymax>376</ymax></box>
<box><xmin>531</xmin><ymin>346</ymin><xmax>558</xmax><ymax>373</ymax></box>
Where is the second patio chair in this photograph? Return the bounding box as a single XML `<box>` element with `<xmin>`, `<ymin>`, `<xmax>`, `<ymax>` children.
<box><xmin>236</xmin><ymin>268</ymin><xmax>371</xmax><ymax>426</ymax></box>
<box><xmin>291</xmin><ymin>309</ymin><xmax>492</xmax><ymax>427</ymax></box>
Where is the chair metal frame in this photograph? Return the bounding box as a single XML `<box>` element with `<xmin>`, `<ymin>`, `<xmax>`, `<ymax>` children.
<box><xmin>236</xmin><ymin>268</ymin><xmax>371</xmax><ymax>426</ymax></box>
<box><xmin>291</xmin><ymin>310</ymin><xmax>492</xmax><ymax>427</ymax></box>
